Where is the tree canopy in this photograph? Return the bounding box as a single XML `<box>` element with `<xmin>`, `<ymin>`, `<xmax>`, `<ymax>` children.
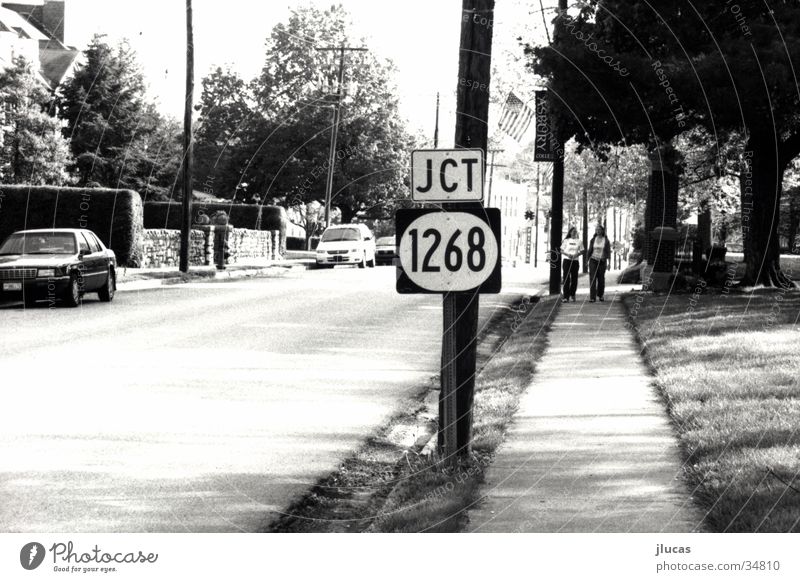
<box><xmin>194</xmin><ymin>5</ymin><xmax>414</xmax><ymax>226</ymax></box>
<box><xmin>528</xmin><ymin>1</ymin><xmax>800</xmax><ymax>286</ymax></box>
<box><xmin>0</xmin><ymin>56</ymin><xmax>73</xmax><ymax>185</ymax></box>
<box><xmin>57</xmin><ymin>34</ymin><xmax>181</xmax><ymax>198</ymax></box>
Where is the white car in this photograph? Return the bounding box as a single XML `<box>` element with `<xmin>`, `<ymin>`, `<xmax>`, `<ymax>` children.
<box><xmin>315</xmin><ymin>224</ymin><xmax>376</xmax><ymax>268</ymax></box>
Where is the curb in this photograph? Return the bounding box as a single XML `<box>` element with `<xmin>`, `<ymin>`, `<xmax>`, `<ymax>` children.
<box><xmin>116</xmin><ymin>261</ymin><xmax>315</xmax><ymax>292</ymax></box>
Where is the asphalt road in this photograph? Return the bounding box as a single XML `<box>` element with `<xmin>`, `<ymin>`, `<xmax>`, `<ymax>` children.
<box><xmin>0</xmin><ymin>265</ymin><xmax>539</xmax><ymax>532</ymax></box>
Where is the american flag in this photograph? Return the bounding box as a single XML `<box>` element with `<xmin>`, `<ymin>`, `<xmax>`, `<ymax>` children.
<box><xmin>498</xmin><ymin>92</ymin><xmax>534</xmax><ymax>142</ymax></box>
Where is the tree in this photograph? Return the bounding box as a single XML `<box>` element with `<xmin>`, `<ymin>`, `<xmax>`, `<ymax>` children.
<box><xmin>0</xmin><ymin>56</ymin><xmax>73</xmax><ymax>185</ymax></box>
<box><xmin>529</xmin><ymin>1</ymin><xmax>800</xmax><ymax>287</ymax></box>
<box><xmin>249</xmin><ymin>4</ymin><xmax>414</xmax><ymax>223</ymax></box>
<box><xmin>123</xmin><ymin>105</ymin><xmax>183</xmax><ymax>201</ymax></box>
<box><xmin>194</xmin><ymin>66</ymin><xmax>255</xmax><ymax>199</ymax></box>
<box><xmin>58</xmin><ymin>35</ymin><xmax>148</xmax><ymax>188</ymax></box>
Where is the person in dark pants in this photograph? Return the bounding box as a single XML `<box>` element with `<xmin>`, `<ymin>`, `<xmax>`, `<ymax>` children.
<box><xmin>587</xmin><ymin>225</ymin><xmax>611</xmax><ymax>302</ymax></box>
<box><xmin>559</xmin><ymin>227</ymin><xmax>583</xmax><ymax>302</ymax></box>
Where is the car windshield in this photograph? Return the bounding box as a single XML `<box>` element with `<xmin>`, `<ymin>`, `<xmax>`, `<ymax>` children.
<box><xmin>0</xmin><ymin>232</ymin><xmax>77</xmax><ymax>255</ymax></box>
<box><xmin>321</xmin><ymin>228</ymin><xmax>360</xmax><ymax>242</ymax></box>
<box><xmin>376</xmin><ymin>237</ymin><xmax>395</xmax><ymax>246</ymax></box>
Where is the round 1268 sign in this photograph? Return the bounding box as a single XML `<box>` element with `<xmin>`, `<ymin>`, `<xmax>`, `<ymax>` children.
<box><xmin>395</xmin><ymin>209</ymin><xmax>501</xmax><ymax>294</ymax></box>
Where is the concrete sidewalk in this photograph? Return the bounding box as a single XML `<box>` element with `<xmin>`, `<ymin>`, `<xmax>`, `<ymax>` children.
<box><xmin>116</xmin><ymin>257</ymin><xmax>315</xmax><ymax>291</ymax></box>
<box><xmin>468</xmin><ymin>290</ymin><xmax>707</xmax><ymax>533</ymax></box>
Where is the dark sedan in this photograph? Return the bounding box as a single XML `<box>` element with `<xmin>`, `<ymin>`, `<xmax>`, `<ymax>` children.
<box><xmin>0</xmin><ymin>229</ymin><xmax>117</xmax><ymax>307</ymax></box>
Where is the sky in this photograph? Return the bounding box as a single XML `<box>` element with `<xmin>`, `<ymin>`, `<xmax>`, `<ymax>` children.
<box><xmin>65</xmin><ymin>0</ymin><xmax>551</xmax><ymax>147</ymax></box>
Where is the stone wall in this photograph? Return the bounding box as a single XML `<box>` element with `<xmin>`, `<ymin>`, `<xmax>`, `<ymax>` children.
<box><xmin>228</xmin><ymin>228</ymin><xmax>280</xmax><ymax>264</ymax></box>
<box><xmin>141</xmin><ymin>229</ymin><xmax>213</xmax><ymax>268</ymax></box>
<box><xmin>140</xmin><ymin>228</ymin><xmax>280</xmax><ymax>268</ymax></box>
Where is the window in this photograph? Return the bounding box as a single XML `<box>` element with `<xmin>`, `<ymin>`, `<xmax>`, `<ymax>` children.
<box><xmin>0</xmin><ymin>232</ymin><xmax>77</xmax><ymax>255</ymax></box>
<box><xmin>78</xmin><ymin>233</ymin><xmax>91</xmax><ymax>253</ymax></box>
<box><xmin>86</xmin><ymin>232</ymin><xmax>102</xmax><ymax>253</ymax></box>
<box><xmin>321</xmin><ymin>228</ymin><xmax>360</xmax><ymax>242</ymax></box>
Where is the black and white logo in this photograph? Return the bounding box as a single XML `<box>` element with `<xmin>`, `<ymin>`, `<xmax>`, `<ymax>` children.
<box><xmin>20</xmin><ymin>542</ymin><xmax>46</xmax><ymax>570</ymax></box>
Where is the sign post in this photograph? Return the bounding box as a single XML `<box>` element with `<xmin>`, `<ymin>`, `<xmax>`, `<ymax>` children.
<box><xmin>395</xmin><ymin>0</ymin><xmax>494</xmax><ymax>463</ymax></box>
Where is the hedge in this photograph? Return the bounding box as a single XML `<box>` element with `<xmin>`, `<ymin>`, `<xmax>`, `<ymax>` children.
<box><xmin>0</xmin><ymin>185</ymin><xmax>143</xmax><ymax>267</ymax></box>
<box><xmin>144</xmin><ymin>202</ymin><xmax>287</xmax><ymax>250</ymax></box>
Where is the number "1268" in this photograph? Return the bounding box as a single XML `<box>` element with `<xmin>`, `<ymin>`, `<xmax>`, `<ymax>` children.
<box><xmin>408</xmin><ymin>227</ymin><xmax>487</xmax><ymax>273</ymax></box>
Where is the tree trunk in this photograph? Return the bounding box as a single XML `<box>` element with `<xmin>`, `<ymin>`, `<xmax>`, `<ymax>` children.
<box><xmin>740</xmin><ymin>135</ymin><xmax>795</xmax><ymax>287</ymax></box>
<box><xmin>339</xmin><ymin>206</ymin><xmax>354</xmax><ymax>224</ymax></box>
<box><xmin>697</xmin><ymin>199</ymin><xmax>712</xmax><ymax>252</ymax></box>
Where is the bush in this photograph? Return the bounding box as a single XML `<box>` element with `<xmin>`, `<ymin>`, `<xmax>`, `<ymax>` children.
<box><xmin>0</xmin><ymin>185</ymin><xmax>143</xmax><ymax>266</ymax></box>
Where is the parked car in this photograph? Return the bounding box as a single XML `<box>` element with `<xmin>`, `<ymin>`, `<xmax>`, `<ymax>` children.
<box><xmin>374</xmin><ymin>236</ymin><xmax>397</xmax><ymax>266</ymax></box>
<box><xmin>315</xmin><ymin>224</ymin><xmax>376</xmax><ymax>268</ymax></box>
<box><xmin>0</xmin><ymin>228</ymin><xmax>117</xmax><ymax>307</ymax></box>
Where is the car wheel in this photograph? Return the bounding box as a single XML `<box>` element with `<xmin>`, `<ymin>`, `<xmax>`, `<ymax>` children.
<box><xmin>367</xmin><ymin>255</ymin><xmax>375</xmax><ymax>268</ymax></box>
<box><xmin>62</xmin><ymin>273</ymin><xmax>81</xmax><ymax>308</ymax></box>
<box><xmin>98</xmin><ymin>268</ymin><xmax>115</xmax><ymax>302</ymax></box>
<box><xmin>358</xmin><ymin>253</ymin><xmax>366</xmax><ymax>268</ymax></box>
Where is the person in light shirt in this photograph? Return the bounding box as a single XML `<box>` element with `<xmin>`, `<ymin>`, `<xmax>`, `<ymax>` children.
<box><xmin>587</xmin><ymin>225</ymin><xmax>612</xmax><ymax>302</ymax></box>
<box><xmin>559</xmin><ymin>227</ymin><xmax>583</xmax><ymax>302</ymax></box>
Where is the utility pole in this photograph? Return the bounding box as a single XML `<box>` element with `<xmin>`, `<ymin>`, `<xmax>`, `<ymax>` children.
<box><xmin>434</xmin><ymin>92</ymin><xmax>440</xmax><ymax>148</ymax></box>
<box><xmin>548</xmin><ymin>0</ymin><xmax>567</xmax><ymax>295</ymax></box>
<box><xmin>486</xmin><ymin>148</ymin><xmax>505</xmax><ymax>207</ymax></box>
<box><xmin>440</xmin><ymin>0</ymin><xmax>494</xmax><ymax>460</ymax></box>
<box><xmin>179</xmin><ymin>0</ymin><xmax>194</xmax><ymax>274</ymax></box>
<box><xmin>316</xmin><ymin>45</ymin><xmax>368</xmax><ymax>228</ymax></box>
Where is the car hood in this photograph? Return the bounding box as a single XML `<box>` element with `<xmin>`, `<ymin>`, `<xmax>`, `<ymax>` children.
<box><xmin>0</xmin><ymin>254</ymin><xmax>76</xmax><ymax>268</ymax></box>
<box><xmin>376</xmin><ymin>244</ymin><xmax>396</xmax><ymax>251</ymax></box>
<box><xmin>316</xmin><ymin>241</ymin><xmax>359</xmax><ymax>251</ymax></box>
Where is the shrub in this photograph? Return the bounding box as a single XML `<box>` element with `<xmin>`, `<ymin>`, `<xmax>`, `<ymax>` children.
<box><xmin>0</xmin><ymin>185</ymin><xmax>143</xmax><ymax>266</ymax></box>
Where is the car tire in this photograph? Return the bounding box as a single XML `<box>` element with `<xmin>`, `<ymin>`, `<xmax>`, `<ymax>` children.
<box><xmin>98</xmin><ymin>268</ymin><xmax>115</xmax><ymax>302</ymax></box>
<box><xmin>62</xmin><ymin>273</ymin><xmax>81</xmax><ymax>308</ymax></box>
<box><xmin>358</xmin><ymin>253</ymin><xmax>366</xmax><ymax>268</ymax></box>
<box><xmin>367</xmin><ymin>256</ymin><xmax>375</xmax><ymax>268</ymax></box>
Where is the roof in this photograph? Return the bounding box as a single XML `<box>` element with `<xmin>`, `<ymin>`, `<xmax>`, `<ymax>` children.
<box><xmin>38</xmin><ymin>42</ymin><xmax>77</xmax><ymax>87</ymax></box>
<box><xmin>0</xmin><ymin>6</ymin><xmax>49</xmax><ymax>41</ymax></box>
<box><xmin>13</xmin><ymin>228</ymin><xmax>91</xmax><ymax>234</ymax></box>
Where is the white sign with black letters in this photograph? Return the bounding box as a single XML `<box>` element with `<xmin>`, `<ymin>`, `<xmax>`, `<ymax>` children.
<box><xmin>397</xmin><ymin>211</ymin><xmax>499</xmax><ymax>292</ymax></box>
<box><xmin>411</xmin><ymin>149</ymin><xmax>484</xmax><ymax>202</ymax></box>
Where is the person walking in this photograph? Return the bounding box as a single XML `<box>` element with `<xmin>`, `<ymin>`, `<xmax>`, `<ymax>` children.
<box><xmin>559</xmin><ymin>227</ymin><xmax>583</xmax><ymax>302</ymax></box>
<box><xmin>587</xmin><ymin>224</ymin><xmax>611</xmax><ymax>302</ymax></box>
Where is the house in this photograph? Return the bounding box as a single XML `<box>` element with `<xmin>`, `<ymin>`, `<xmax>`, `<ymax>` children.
<box><xmin>0</xmin><ymin>0</ymin><xmax>78</xmax><ymax>90</ymax></box>
<box><xmin>487</xmin><ymin>175</ymin><xmax>528</xmax><ymax>263</ymax></box>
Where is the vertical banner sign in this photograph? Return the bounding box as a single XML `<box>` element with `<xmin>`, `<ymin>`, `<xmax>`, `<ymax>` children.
<box><xmin>534</xmin><ymin>90</ymin><xmax>556</xmax><ymax>162</ymax></box>
<box><xmin>525</xmin><ymin>226</ymin><xmax>532</xmax><ymax>263</ymax></box>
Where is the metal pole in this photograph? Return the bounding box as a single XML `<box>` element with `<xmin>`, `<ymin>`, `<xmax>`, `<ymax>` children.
<box><xmin>434</xmin><ymin>92</ymin><xmax>440</xmax><ymax>149</ymax></box>
<box><xmin>534</xmin><ymin>185</ymin><xmax>540</xmax><ymax>268</ymax></box>
<box><xmin>487</xmin><ymin>149</ymin><xmax>496</xmax><ymax>207</ymax></box>
<box><xmin>179</xmin><ymin>0</ymin><xmax>194</xmax><ymax>274</ymax></box>
<box><xmin>548</xmin><ymin>0</ymin><xmax>567</xmax><ymax>294</ymax></box>
<box><xmin>582</xmin><ymin>188</ymin><xmax>588</xmax><ymax>273</ymax></box>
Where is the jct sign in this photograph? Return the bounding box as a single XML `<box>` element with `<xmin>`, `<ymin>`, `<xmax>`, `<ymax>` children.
<box><xmin>411</xmin><ymin>149</ymin><xmax>484</xmax><ymax>202</ymax></box>
<box><xmin>395</xmin><ymin>208</ymin><xmax>501</xmax><ymax>294</ymax></box>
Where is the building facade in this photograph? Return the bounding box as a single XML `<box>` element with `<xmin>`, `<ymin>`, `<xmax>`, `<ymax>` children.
<box><xmin>0</xmin><ymin>1</ymin><xmax>78</xmax><ymax>89</ymax></box>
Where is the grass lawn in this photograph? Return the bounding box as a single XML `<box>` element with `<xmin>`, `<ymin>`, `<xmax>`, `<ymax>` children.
<box><xmin>623</xmin><ymin>288</ymin><xmax>800</xmax><ymax>532</ymax></box>
<box><xmin>369</xmin><ymin>295</ymin><xmax>559</xmax><ymax>532</ymax></box>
